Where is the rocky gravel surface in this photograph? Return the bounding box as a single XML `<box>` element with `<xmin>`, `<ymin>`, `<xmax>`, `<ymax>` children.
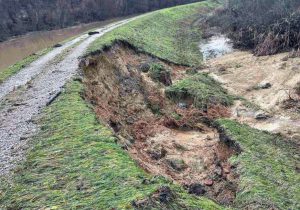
<box><xmin>0</xmin><ymin>17</ymin><xmax>136</xmax><ymax>176</ymax></box>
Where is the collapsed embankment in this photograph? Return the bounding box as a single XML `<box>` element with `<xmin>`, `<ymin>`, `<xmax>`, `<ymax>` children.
<box><xmin>81</xmin><ymin>41</ymin><xmax>300</xmax><ymax>209</ymax></box>
<box><xmin>82</xmin><ymin>41</ymin><xmax>240</xmax><ymax>205</ymax></box>
<box><xmin>1</xmin><ymin>1</ymin><xmax>299</xmax><ymax>209</ymax></box>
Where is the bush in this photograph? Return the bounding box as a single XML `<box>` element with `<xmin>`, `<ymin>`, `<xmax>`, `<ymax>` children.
<box><xmin>211</xmin><ymin>0</ymin><xmax>300</xmax><ymax>55</ymax></box>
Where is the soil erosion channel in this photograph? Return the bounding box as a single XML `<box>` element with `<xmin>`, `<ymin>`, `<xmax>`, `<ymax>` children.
<box><xmin>82</xmin><ymin>42</ymin><xmax>239</xmax><ymax>204</ymax></box>
<box><xmin>0</xmin><ymin>17</ymin><xmax>138</xmax><ymax>176</ymax></box>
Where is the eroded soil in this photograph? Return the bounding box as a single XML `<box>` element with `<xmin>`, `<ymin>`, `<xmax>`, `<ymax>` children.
<box><xmin>206</xmin><ymin>51</ymin><xmax>300</xmax><ymax>144</ymax></box>
<box><xmin>82</xmin><ymin>42</ymin><xmax>239</xmax><ymax>204</ymax></box>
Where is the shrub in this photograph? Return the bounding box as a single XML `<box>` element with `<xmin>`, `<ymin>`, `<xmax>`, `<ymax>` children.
<box><xmin>211</xmin><ymin>0</ymin><xmax>300</xmax><ymax>55</ymax></box>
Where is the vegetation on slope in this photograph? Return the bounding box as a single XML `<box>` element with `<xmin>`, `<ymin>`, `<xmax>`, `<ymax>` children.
<box><xmin>0</xmin><ymin>48</ymin><xmax>52</xmax><ymax>84</ymax></box>
<box><xmin>216</xmin><ymin>119</ymin><xmax>300</xmax><ymax>210</ymax></box>
<box><xmin>87</xmin><ymin>1</ymin><xmax>218</xmax><ymax>66</ymax></box>
<box><xmin>165</xmin><ymin>73</ymin><xmax>234</xmax><ymax>109</ymax></box>
<box><xmin>1</xmin><ymin>1</ymin><xmax>298</xmax><ymax>209</ymax></box>
<box><xmin>0</xmin><ymin>81</ymin><xmax>224</xmax><ymax>209</ymax></box>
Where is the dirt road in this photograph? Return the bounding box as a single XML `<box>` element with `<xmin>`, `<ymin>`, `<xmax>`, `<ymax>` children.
<box><xmin>0</xmin><ymin>17</ymin><xmax>137</xmax><ymax>176</ymax></box>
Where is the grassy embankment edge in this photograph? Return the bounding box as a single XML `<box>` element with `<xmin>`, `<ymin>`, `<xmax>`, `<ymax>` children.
<box><xmin>215</xmin><ymin>119</ymin><xmax>300</xmax><ymax>209</ymax></box>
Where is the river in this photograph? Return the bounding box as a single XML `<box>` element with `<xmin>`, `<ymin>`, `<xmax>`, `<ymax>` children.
<box><xmin>0</xmin><ymin>18</ymin><xmax>124</xmax><ymax>71</ymax></box>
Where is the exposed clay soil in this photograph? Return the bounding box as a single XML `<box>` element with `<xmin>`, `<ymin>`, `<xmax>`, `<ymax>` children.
<box><xmin>205</xmin><ymin>51</ymin><xmax>300</xmax><ymax>144</ymax></box>
<box><xmin>82</xmin><ymin>42</ymin><xmax>239</xmax><ymax>205</ymax></box>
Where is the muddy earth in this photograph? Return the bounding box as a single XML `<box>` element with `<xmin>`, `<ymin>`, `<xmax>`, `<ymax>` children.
<box><xmin>82</xmin><ymin>42</ymin><xmax>239</xmax><ymax>204</ymax></box>
<box><xmin>0</xmin><ymin>17</ymin><xmax>138</xmax><ymax>176</ymax></box>
<box><xmin>205</xmin><ymin>50</ymin><xmax>300</xmax><ymax>144</ymax></box>
<box><xmin>82</xmin><ymin>36</ymin><xmax>300</xmax><ymax>205</ymax></box>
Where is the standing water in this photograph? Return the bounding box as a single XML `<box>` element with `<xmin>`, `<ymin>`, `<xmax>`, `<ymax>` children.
<box><xmin>199</xmin><ymin>34</ymin><xmax>233</xmax><ymax>61</ymax></box>
<box><xmin>0</xmin><ymin>18</ymin><xmax>124</xmax><ymax>72</ymax></box>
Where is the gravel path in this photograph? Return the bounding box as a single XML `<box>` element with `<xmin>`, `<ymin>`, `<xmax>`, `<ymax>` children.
<box><xmin>0</xmin><ymin>17</ymin><xmax>136</xmax><ymax>176</ymax></box>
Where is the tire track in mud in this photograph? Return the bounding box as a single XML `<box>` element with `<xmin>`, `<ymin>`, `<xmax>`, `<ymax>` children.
<box><xmin>0</xmin><ymin>17</ymin><xmax>138</xmax><ymax>176</ymax></box>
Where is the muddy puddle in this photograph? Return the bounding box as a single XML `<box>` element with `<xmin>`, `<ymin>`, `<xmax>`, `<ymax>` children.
<box><xmin>82</xmin><ymin>42</ymin><xmax>239</xmax><ymax>204</ymax></box>
<box><xmin>199</xmin><ymin>34</ymin><xmax>233</xmax><ymax>61</ymax></box>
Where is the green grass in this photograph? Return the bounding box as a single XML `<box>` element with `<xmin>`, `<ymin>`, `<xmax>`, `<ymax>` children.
<box><xmin>165</xmin><ymin>73</ymin><xmax>234</xmax><ymax>109</ymax></box>
<box><xmin>0</xmin><ymin>81</ymin><xmax>224</xmax><ymax>209</ymax></box>
<box><xmin>0</xmin><ymin>48</ymin><xmax>52</xmax><ymax>84</ymax></box>
<box><xmin>87</xmin><ymin>1</ymin><xmax>218</xmax><ymax>66</ymax></box>
<box><xmin>148</xmin><ymin>63</ymin><xmax>170</xmax><ymax>83</ymax></box>
<box><xmin>216</xmin><ymin>119</ymin><xmax>300</xmax><ymax>210</ymax></box>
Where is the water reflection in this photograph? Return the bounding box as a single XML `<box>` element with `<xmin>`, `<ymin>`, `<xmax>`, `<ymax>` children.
<box><xmin>199</xmin><ymin>34</ymin><xmax>233</xmax><ymax>61</ymax></box>
<box><xmin>0</xmin><ymin>18</ymin><xmax>122</xmax><ymax>71</ymax></box>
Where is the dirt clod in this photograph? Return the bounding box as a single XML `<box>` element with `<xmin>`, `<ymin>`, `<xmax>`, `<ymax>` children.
<box><xmin>204</xmin><ymin>179</ymin><xmax>214</xmax><ymax>186</ymax></box>
<box><xmin>188</xmin><ymin>183</ymin><xmax>206</xmax><ymax>196</ymax></box>
<box><xmin>158</xmin><ymin>186</ymin><xmax>174</xmax><ymax>203</ymax></box>
<box><xmin>147</xmin><ymin>146</ymin><xmax>167</xmax><ymax>160</ymax></box>
<box><xmin>166</xmin><ymin>158</ymin><xmax>188</xmax><ymax>172</ymax></box>
<box><xmin>258</xmin><ymin>82</ymin><xmax>272</xmax><ymax>89</ymax></box>
<box><xmin>255</xmin><ymin>112</ymin><xmax>271</xmax><ymax>120</ymax></box>
<box><xmin>139</xmin><ymin>62</ymin><xmax>151</xmax><ymax>73</ymax></box>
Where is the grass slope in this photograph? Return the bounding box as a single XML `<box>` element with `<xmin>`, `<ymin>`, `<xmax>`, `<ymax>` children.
<box><xmin>87</xmin><ymin>1</ymin><xmax>217</xmax><ymax>66</ymax></box>
<box><xmin>165</xmin><ymin>73</ymin><xmax>234</xmax><ymax>109</ymax></box>
<box><xmin>216</xmin><ymin>119</ymin><xmax>300</xmax><ymax>210</ymax></box>
<box><xmin>0</xmin><ymin>48</ymin><xmax>52</xmax><ymax>84</ymax></box>
<box><xmin>0</xmin><ymin>81</ymin><xmax>224</xmax><ymax>209</ymax></box>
